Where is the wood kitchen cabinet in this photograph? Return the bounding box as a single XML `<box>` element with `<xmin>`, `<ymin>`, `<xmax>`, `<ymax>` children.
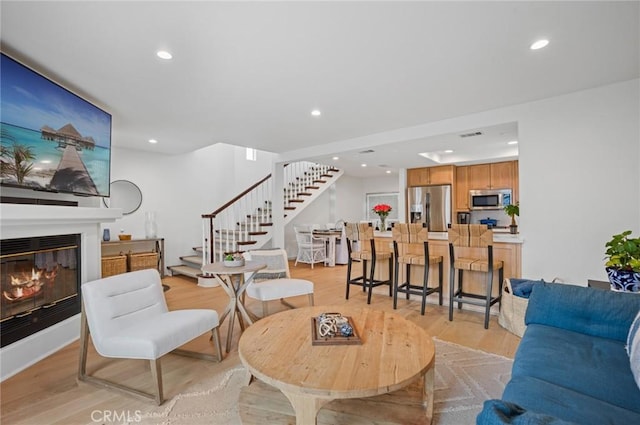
<box><xmin>467</xmin><ymin>161</ymin><xmax>516</xmax><ymax>190</ymax></box>
<box><xmin>455</xmin><ymin>166</ymin><xmax>470</xmax><ymax>211</ymax></box>
<box><xmin>407</xmin><ymin>165</ymin><xmax>454</xmax><ymax>187</ymax></box>
<box><xmin>407</xmin><ymin>168</ymin><xmax>430</xmax><ymax>186</ymax></box>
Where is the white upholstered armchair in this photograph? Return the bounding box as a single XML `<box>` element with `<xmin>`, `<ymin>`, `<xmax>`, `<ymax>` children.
<box><xmin>243</xmin><ymin>248</ymin><xmax>314</xmax><ymax>317</ymax></box>
<box><xmin>78</xmin><ymin>269</ymin><xmax>222</xmax><ymax>405</ymax></box>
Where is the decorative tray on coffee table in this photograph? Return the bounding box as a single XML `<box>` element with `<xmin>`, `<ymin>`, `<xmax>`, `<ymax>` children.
<box><xmin>311</xmin><ymin>312</ymin><xmax>361</xmax><ymax>346</ymax></box>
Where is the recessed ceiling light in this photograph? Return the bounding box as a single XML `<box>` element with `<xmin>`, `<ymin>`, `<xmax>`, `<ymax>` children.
<box><xmin>361</xmin><ymin>163</ymin><xmax>367</xmax><ymax>167</ymax></box>
<box><xmin>508</xmin><ymin>140</ymin><xmax>518</xmax><ymax>145</ymax></box>
<box><xmin>311</xmin><ymin>109</ymin><xmax>321</xmax><ymax>117</ymax></box>
<box><xmin>386</xmin><ymin>170</ymin><xmax>391</xmax><ymax>174</ymax></box>
<box><xmin>148</xmin><ymin>139</ymin><xmax>158</xmax><ymax>144</ymax></box>
<box><xmin>444</xmin><ymin>149</ymin><xmax>454</xmax><ymax>153</ymax></box>
<box><xmin>332</xmin><ymin>156</ymin><xmax>339</xmax><ymax>160</ymax></box>
<box><xmin>530</xmin><ymin>39</ymin><xmax>549</xmax><ymax>50</ymax></box>
<box><xmin>157</xmin><ymin>50</ymin><xmax>173</xmax><ymax>60</ymax></box>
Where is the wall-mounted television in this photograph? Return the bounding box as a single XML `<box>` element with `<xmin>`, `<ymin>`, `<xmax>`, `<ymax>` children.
<box><xmin>1</xmin><ymin>52</ymin><xmax>111</xmax><ymax>197</ymax></box>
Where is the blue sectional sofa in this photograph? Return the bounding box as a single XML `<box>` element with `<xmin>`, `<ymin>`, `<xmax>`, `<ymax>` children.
<box><xmin>477</xmin><ymin>282</ymin><xmax>640</xmax><ymax>425</ymax></box>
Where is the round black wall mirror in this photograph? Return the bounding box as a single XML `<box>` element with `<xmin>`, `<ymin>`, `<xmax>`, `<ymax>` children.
<box><xmin>103</xmin><ymin>180</ymin><xmax>143</xmax><ymax>215</ymax></box>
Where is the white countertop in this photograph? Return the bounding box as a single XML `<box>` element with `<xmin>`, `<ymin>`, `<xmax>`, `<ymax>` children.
<box><xmin>374</xmin><ymin>230</ymin><xmax>523</xmax><ymax>244</ymax></box>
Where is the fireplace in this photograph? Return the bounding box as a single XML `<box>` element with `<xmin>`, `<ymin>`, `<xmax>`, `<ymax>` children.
<box><xmin>0</xmin><ymin>234</ymin><xmax>81</xmax><ymax>348</ymax></box>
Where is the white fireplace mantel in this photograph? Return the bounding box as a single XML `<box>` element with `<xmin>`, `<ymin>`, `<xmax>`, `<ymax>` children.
<box><xmin>0</xmin><ymin>203</ymin><xmax>122</xmax><ymax>381</ymax></box>
<box><xmin>1</xmin><ymin>204</ymin><xmax>122</xmax><ymax>227</ymax></box>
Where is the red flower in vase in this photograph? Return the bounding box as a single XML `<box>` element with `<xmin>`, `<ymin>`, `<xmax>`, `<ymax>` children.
<box><xmin>372</xmin><ymin>204</ymin><xmax>392</xmax><ymax>217</ymax></box>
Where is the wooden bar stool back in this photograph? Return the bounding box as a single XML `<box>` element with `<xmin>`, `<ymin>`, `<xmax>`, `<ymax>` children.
<box><xmin>345</xmin><ymin>222</ymin><xmax>393</xmax><ymax>304</ymax></box>
<box><xmin>448</xmin><ymin>224</ymin><xmax>504</xmax><ymax>329</ymax></box>
<box><xmin>391</xmin><ymin>223</ymin><xmax>443</xmax><ymax>315</ymax></box>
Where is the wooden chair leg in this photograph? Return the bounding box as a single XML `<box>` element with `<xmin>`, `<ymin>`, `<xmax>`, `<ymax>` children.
<box><xmin>345</xmin><ymin>258</ymin><xmax>352</xmax><ymax>299</ymax></box>
<box><xmin>388</xmin><ymin>258</ymin><xmax>393</xmax><ymax>297</ymax></box>
<box><xmin>448</xmin><ymin>264</ymin><xmax>455</xmax><ymax>322</ymax></box>
<box><xmin>362</xmin><ymin>260</ymin><xmax>368</xmax><ymax>293</ymax></box>
<box><xmin>393</xmin><ymin>260</ymin><xmax>400</xmax><ymax>309</ymax></box>
<box><xmin>150</xmin><ymin>358</ymin><xmax>163</xmax><ymax>405</ymax></box>
<box><xmin>421</xmin><ymin>264</ymin><xmax>428</xmax><ymax>315</ymax></box>
<box><xmin>308</xmin><ymin>293</ymin><xmax>314</xmax><ymax>306</ymax></box>
<box><xmin>437</xmin><ymin>261</ymin><xmax>444</xmax><ymax>306</ymax></box>
<box><xmin>484</xmin><ymin>268</ymin><xmax>493</xmax><ymax>329</ymax></box>
<box><xmin>262</xmin><ymin>301</ymin><xmax>269</xmax><ymax>317</ymax></box>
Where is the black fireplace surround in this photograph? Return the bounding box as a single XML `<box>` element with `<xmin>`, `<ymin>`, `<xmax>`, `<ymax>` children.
<box><xmin>0</xmin><ymin>234</ymin><xmax>81</xmax><ymax>347</ymax></box>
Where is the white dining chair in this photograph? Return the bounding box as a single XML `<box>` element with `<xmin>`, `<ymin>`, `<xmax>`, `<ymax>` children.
<box><xmin>243</xmin><ymin>248</ymin><xmax>314</xmax><ymax>317</ymax></box>
<box><xmin>293</xmin><ymin>225</ymin><xmax>326</xmax><ymax>268</ymax></box>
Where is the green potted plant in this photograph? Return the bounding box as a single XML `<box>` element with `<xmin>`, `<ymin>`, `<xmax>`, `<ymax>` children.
<box><xmin>223</xmin><ymin>252</ymin><xmax>245</xmax><ymax>267</ymax></box>
<box><xmin>604</xmin><ymin>230</ymin><xmax>640</xmax><ymax>292</ymax></box>
<box><xmin>503</xmin><ymin>202</ymin><xmax>519</xmax><ymax>234</ymax></box>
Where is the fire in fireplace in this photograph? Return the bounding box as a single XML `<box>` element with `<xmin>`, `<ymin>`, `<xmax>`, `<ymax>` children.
<box><xmin>0</xmin><ymin>234</ymin><xmax>81</xmax><ymax>347</ymax></box>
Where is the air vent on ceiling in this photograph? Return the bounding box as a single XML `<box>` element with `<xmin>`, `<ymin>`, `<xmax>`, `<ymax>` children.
<box><xmin>359</xmin><ymin>149</ymin><xmax>375</xmax><ymax>154</ymax></box>
<box><xmin>460</xmin><ymin>131</ymin><xmax>483</xmax><ymax>138</ymax></box>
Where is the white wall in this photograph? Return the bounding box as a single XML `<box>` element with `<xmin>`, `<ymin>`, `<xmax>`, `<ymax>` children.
<box><xmin>107</xmin><ymin>143</ymin><xmax>276</xmax><ymax>267</ymax></box>
<box><xmin>518</xmin><ymin>79</ymin><xmax>640</xmax><ymax>283</ymax></box>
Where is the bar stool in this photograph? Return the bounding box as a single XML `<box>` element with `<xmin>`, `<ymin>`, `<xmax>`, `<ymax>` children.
<box><xmin>345</xmin><ymin>222</ymin><xmax>393</xmax><ymax>304</ymax></box>
<box><xmin>448</xmin><ymin>224</ymin><xmax>504</xmax><ymax>329</ymax></box>
<box><xmin>391</xmin><ymin>223</ymin><xmax>443</xmax><ymax>315</ymax></box>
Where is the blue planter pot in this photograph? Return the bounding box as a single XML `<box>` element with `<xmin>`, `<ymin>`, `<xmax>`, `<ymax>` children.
<box><xmin>606</xmin><ymin>267</ymin><xmax>640</xmax><ymax>292</ymax></box>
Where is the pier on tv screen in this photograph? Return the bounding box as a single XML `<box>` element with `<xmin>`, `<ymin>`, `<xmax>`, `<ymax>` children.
<box><xmin>0</xmin><ymin>53</ymin><xmax>112</xmax><ymax>197</ymax></box>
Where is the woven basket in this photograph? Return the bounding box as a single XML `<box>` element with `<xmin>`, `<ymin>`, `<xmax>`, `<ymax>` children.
<box><xmin>101</xmin><ymin>254</ymin><xmax>127</xmax><ymax>278</ymax></box>
<box><xmin>127</xmin><ymin>251</ymin><xmax>159</xmax><ymax>272</ymax></box>
<box><xmin>498</xmin><ymin>278</ymin><xmax>529</xmax><ymax>337</ymax></box>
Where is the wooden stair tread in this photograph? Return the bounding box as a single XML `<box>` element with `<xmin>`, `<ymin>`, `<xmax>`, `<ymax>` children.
<box><xmin>179</xmin><ymin>255</ymin><xmax>202</xmax><ymax>265</ymax></box>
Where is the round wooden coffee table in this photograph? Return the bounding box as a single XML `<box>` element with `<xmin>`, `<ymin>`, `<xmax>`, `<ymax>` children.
<box><xmin>238</xmin><ymin>305</ymin><xmax>435</xmax><ymax>425</ymax></box>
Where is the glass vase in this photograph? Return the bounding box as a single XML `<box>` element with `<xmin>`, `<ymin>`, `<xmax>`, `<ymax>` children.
<box><xmin>380</xmin><ymin>216</ymin><xmax>387</xmax><ymax>232</ymax></box>
<box><xmin>144</xmin><ymin>212</ymin><xmax>157</xmax><ymax>239</ymax></box>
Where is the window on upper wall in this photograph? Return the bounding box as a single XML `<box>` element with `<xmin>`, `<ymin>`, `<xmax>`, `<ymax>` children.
<box><xmin>365</xmin><ymin>192</ymin><xmax>399</xmax><ymax>221</ymax></box>
<box><xmin>246</xmin><ymin>147</ymin><xmax>257</xmax><ymax>161</ymax></box>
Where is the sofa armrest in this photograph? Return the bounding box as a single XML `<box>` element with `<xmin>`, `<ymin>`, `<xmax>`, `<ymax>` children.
<box><xmin>524</xmin><ymin>283</ymin><xmax>640</xmax><ymax>342</ymax></box>
<box><xmin>477</xmin><ymin>400</ymin><xmax>578</xmax><ymax>425</ymax></box>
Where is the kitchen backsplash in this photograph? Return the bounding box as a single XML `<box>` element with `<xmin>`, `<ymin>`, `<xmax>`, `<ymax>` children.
<box><xmin>470</xmin><ymin>209</ymin><xmax>511</xmax><ymax>227</ymax></box>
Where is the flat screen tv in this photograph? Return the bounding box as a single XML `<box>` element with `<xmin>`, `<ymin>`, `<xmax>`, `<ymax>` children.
<box><xmin>1</xmin><ymin>53</ymin><xmax>111</xmax><ymax>197</ymax></box>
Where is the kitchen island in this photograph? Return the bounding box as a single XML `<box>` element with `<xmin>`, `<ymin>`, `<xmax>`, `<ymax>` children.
<box><xmin>369</xmin><ymin>230</ymin><xmax>522</xmax><ymax>310</ymax></box>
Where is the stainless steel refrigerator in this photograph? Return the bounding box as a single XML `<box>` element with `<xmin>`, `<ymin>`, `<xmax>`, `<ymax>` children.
<box><xmin>407</xmin><ymin>185</ymin><xmax>451</xmax><ymax>232</ymax></box>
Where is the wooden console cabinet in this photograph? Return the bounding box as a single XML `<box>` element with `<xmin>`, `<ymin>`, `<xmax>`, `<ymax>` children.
<box><xmin>101</xmin><ymin>238</ymin><xmax>165</xmax><ymax>277</ymax></box>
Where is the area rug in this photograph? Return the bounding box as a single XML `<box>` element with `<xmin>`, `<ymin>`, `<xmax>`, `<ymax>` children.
<box><xmin>129</xmin><ymin>339</ymin><xmax>513</xmax><ymax>425</ymax></box>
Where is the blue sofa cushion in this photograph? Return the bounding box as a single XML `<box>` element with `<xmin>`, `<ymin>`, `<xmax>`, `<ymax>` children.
<box><xmin>508</xmin><ymin>278</ymin><xmax>542</xmax><ymax>298</ymax></box>
<box><xmin>512</xmin><ymin>323</ymin><xmax>640</xmax><ymax>412</ymax></box>
<box><xmin>525</xmin><ymin>283</ymin><xmax>640</xmax><ymax>342</ymax></box>
<box><xmin>502</xmin><ymin>375</ymin><xmax>640</xmax><ymax>425</ymax></box>
<box><xmin>629</xmin><ymin>310</ymin><xmax>640</xmax><ymax>389</ymax></box>
<box><xmin>476</xmin><ymin>400</ymin><xmax>577</xmax><ymax>425</ymax></box>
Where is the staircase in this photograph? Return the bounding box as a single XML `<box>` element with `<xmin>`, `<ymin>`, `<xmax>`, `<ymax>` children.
<box><xmin>167</xmin><ymin>161</ymin><xmax>343</xmax><ymax>284</ymax></box>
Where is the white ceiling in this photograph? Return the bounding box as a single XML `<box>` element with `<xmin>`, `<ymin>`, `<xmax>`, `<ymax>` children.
<box><xmin>1</xmin><ymin>1</ymin><xmax>638</xmax><ymax>177</ymax></box>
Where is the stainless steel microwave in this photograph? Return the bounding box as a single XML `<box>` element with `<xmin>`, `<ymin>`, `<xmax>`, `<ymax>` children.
<box><xmin>469</xmin><ymin>189</ymin><xmax>512</xmax><ymax>210</ymax></box>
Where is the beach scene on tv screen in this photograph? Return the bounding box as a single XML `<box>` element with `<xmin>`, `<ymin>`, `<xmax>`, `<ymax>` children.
<box><xmin>0</xmin><ymin>54</ymin><xmax>111</xmax><ymax>197</ymax></box>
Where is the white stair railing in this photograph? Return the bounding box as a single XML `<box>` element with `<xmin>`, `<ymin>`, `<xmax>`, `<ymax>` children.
<box><xmin>202</xmin><ymin>161</ymin><xmax>330</xmax><ymax>265</ymax></box>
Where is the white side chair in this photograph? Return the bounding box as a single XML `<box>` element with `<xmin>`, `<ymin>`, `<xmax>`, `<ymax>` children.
<box><xmin>243</xmin><ymin>248</ymin><xmax>314</xmax><ymax>317</ymax></box>
<box><xmin>78</xmin><ymin>269</ymin><xmax>222</xmax><ymax>405</ymax></box>
<box><xmin>293</xmin><ymin>226</ymin><xmax>326</xmax><ymax>268</ymax></box>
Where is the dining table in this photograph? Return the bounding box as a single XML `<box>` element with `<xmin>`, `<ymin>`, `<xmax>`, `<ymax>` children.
<box><xmin>312</xmin><ymin>229</ymin><xmax>342</xmax><ymax>267</ymax></box>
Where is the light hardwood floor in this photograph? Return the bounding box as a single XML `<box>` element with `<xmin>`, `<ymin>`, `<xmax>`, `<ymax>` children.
<box><xmin>0</xmin><ymin>262</ymin><xmax>521</xmax><ymax>424</ymax></box>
